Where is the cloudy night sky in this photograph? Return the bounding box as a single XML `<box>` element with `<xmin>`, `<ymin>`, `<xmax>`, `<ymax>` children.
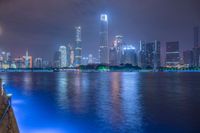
<box><xmin>0</xmin><ymin>0</ymin><xmax>200</xmax><ymax>62</ymax></box>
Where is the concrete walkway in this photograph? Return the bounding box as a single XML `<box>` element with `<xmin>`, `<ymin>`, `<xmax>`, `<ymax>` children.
<box><xmin>0</xmin><ymin>79</ymin><xmax>19</xmax><ymax>133</ymax></box>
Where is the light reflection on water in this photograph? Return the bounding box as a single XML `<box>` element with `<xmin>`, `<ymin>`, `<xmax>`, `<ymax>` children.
<box><xmin>0</xmin><ymin>72</ymin><xmax>200</xmax><ymax>133</ymax></box>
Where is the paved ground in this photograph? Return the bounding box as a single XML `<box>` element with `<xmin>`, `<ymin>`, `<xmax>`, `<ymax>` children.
<box><xmin>0</xmin><ymin>84</ymin><xmax>19</xmax><ymax>133</ymax></box>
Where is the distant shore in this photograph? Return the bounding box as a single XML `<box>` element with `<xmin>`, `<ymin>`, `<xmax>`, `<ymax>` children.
<box><xmin>1</xmin><ymin>68</ymin><xmax>200</xmax><ymax>72</ymax></box>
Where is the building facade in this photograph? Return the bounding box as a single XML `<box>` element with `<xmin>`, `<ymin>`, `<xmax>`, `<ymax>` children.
<box><xmin>59</xmin><ymin>46</ymin><xmax>67</xmax><ymax>68</ymax></box>
<box><xmin>34</xmin><ymin>58</ymin><xmax>43</xmax><ymax>68</ymax></box>
<box><xmin>193</xmin><ymin>26</ymin><xmax>200</xmax><ymax>67</ymax></box>
<box><xmin>183</xmin><ymin>50</ymin><xmax>193</xmax><ymax>67</ymax></box>
<box><xmin>139</xmin><ymin>40</ymin><xmax>161</xmax><ymax>69</ymax></box>
<box><xmin>74</xmin><ymin>26</ymin><xmax>82</xmax><ymax>66</ymax></box>
<box><xmin>99</xmin><ymin>14</ymin><xmax>109</xmax><ymax>64</ymax></box>
<box><xmin>121</xmin><ymin>45</ymin><xmax>137</xmax><ymax>66</ymax></box>
<box><xmin>109</xmin><ymin>35</ymin><xmax>124</xmax><ymax>65</ymax></box>
<box><xmin>165</xmin><ymin>41</ymin><xmax>180</xmax><ymax>67</ymax></box>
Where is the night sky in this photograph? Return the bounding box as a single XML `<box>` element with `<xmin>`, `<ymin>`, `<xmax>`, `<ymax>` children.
<box><xmin>0</xmin><ymin>0</ymin><xmax>200</xmax><ymax>62</ymax></box>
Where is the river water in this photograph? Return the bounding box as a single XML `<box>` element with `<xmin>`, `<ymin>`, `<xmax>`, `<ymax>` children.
<box><xmin>0</xmin><ymin>72</ymin><xmax>200</xmax><ymax>133</ymax></box>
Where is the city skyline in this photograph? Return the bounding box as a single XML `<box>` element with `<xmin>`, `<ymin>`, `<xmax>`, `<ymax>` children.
<box><xmin>0</xmin><ymin>0</ymin><xmax>200</xmax><ymax>60</ymax></box>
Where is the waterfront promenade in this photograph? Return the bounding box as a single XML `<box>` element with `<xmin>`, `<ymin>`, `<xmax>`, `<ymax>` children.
<box><xmin>0</xmin><ymin>79</ymin><xmax>19</xmax><ymax>133</ymax></box>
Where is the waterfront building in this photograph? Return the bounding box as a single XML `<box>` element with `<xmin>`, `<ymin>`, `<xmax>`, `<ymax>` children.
<box><xmin>109</xmin><ymin>47</ymin><xmax>118</xmax><ymax>65</ymax></box>
<box><xmin>193</xmin><ymin>26</ymin><xmax>200</xmax><ymax>67</ymax></box>
<box><xmin>23</xmin><ymin>50</ymin><xmax>32</xmax><ymax>68</ymax></box>
<box><xmin>99</xmin><ymin>14</ymin><xmax>109</xmax><ymax>64</ymax></box>
<box><xmin>88</xmin><ymin>54</ymin><xmax>93</xmax><ymax>64</ymax></box>
<box><xmin>42</xmin><ymin>60</ymin><xmax>50</xmax><ymax>68</ymax></box>
<box><xmin>183</xmin><ymin>50</ymin><xmax>193</xmax><ymax>67</ymax></box>
<box><xmin>165</xmin><ymin>41</ymin><xmax>180</xmax><ymax>67</ymax></box>
<box><xmin>59</xmin><ymin>46</ymin><xmax>67</xmax><ymax>68</ymax></box>
<box><xmin>109</xmin><ymin>35</ymin><xmax>124</xmax><ymax>65</ymax></box>
<box><xmin>0</xmin><ymin>51</ymin><xmax>12</xmax><ymax>69</ymax></box>
<box><xmin>53</xmin><ymin>51</ymin><xmax>61</xmax><ymax>68</ymax></box>
<box><xmin>74</xmin><ymin>26</ymin><xmax>82</xmax><ymax>66</ymax></box>
<box><xmin>82</xmin><ymin>57</ymin><xmax>89</xmax><ymax>65</ymax></box>
<box><xmin>139</xmin><ymin>40</ymin><xmax>161</xmax><ymax>69</ymax></box>
<box><xmin>14</xmin><ymin>57</ymin><xmax>24</xmax><ymax>69</ymax></box>
<box><xmin>66</xmin><ymin>44</ymin><xmax>71</xmax><ymax>66</ymax></box>
<box><xmin>1</xmin><ymin>51</ymin><xmax>7</xmax><ymax>63</ymax></box>
<box><xmin>70</xmin><ymin>46</ymin><xmax>75</xmax><ymax>67</ymax></box>
<box><xmin>192</xmin><ymin>47</ymin><xmax>200</xmax><ymax>67</ymax></box>
<box><xmin>34</xmin><ymin>58</ymin><xmax>43</xmax><ymax>68</ymax></box>
<box><xmin>121</xmin><ymin>45</ymin><xmax>137</xmax><ymax>66</ymax></box>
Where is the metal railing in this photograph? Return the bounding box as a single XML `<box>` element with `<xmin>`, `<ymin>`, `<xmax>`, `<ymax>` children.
<box><xmin>0</xmin><ymin>84</ymin><xmax>12</xmax><ymax>125</ymax></box>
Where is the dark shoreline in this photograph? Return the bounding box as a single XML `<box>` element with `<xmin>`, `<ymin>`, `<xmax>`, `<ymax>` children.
<box><xmin>1</xmin><ymin>69</ymin><xmax>200</xmax><ymax>72</ymax></box>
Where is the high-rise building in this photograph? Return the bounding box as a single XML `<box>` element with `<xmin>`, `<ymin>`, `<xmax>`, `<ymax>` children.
<box><xmin>14</xmin><ymin>57</ymin><xmax>24</xmax><ymax>69</ymax></box>
<box><xmin>25</xmin><ymin>50</ymin><xmax>29</xmax><ymax>68</ymax></box>
<box><xmin>139</xmin><ymin>40</ymin><xmax>161</xmax><ymax>69</ymax></box>
<box><xmin>59</xmin><ymin>46</ymin><xmax>67</xmax><ymax>68</ymax></box>
<box><xmin>193</xmin><ymin>26</ymin><xmax>200</xmax><ymax>67</ymax></box>
<box><xmin>34</xmin><ymin>58</ymin><xmax>43</xmax><ymax>68</ymax></box>
<box><xmin>109</xmin><ymin>47</ymin><xmax>118</xmax><ymax>65</ymax></box>
<box><xmin>109</xmin><ymin>35</ymin><xmax>124</xmax><ymax>65</ymax></box>
<box><xmin>23</xmin><ymin>50</ymin><xmax>32</xmax><ymax>68</ymax></box>
<box><xmin>70</xmin><ymin>47</ymin><xmax>75</xmax><ymax>67</ymax></box>
<box><xmin>66</xmin><ymin>44</ymin><xmax>71</xmax><ymax>66</ymax></box>
<box><xmin>53</xmin><ymin>51</ymin><xmax>61</xmax><ymax>68</ymax></box>
<box><xmin>165</xmin><ymin>41</ymin><xmax>180</xmax><ymax>67</ymax></box>
<box><xmin>121</xmin><ymin>45</ymin><xmax>137</xmax><ymax>66</ymax></box>
<box><xmin>0</xmin><ymin>51</ymin><xmax>12</xmax><ymax>68</ymax></box>
<box><xmin>99</xmin><ymin>14</ymin><xmax>109</xmax><ymax>64</ymax></box>
<box><xmin>75</xmin><ymin>26</ymin><xmax>82</xmax><ymax>66</ymax></box>
<box><xmin>183</xmin><ymin>50</ymin><xmax>193</xmax><ymax>67</ymax></box>
<box><xmin>42</xmin><ymin>60</ymin><xmax>49</xmax><ymax>68</ymax></box>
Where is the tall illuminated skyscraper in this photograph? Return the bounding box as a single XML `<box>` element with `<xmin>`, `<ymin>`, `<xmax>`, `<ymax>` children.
<box><xmin>59</xmin><ymin>46</ymin><xmax>67</xmax><ymax>68</ymax></box>
<box><xmin>75</xmin><ymin>26</ymin><xmax>82</xmax><ymax>66</ymax></box>
<box><xmin>99</xmin><ymin>14</ymin><xmax>109</xmax><ymax>64</ymax></box>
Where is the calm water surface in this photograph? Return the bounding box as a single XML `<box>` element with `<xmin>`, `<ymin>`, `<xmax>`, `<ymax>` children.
<box><xmin>0</xmin><ymin>72</ymin><xmax>200</xmax><ymax>133</ymax></box>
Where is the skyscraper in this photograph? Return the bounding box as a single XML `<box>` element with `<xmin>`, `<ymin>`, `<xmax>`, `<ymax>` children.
<box><xmin>109</xmin><ymin>47</ymin><xmax>118</xmax><ymax>65</ymax></box>
<box><xmin>53</xmin><ymin>51</ymin><xmax>61</xmax><ymax>68</ymax></box>
<box><xmin>34</xmin><ymin>58</ymin><xmax>43</xmax><ymax>68</ymax></box>
<box><xmin>121</xmin><ymin>45</ymin><xmax>137</xmax><ymax>66</ymax></box>
<box><xmin>99</xmin><ymin>14</ymin><xmax>109</xmax><ymax>64</ymax></box>
<box><xmin>183</xmin><ymin>50</ymin><xmax>193</xmax><ymax>67</ymax></box>
<box><xmin>23</xmin><ymin>50</ymin><xmax>32</xmax><ymax>68</ymax></box>
<box><xmin>25</xmin><ymin>50</ymin><xmax>29</xmax><ymax>68</ymax></box>
<box><xmin>59</xmin><ymin>46</ymin><xmax>67</xmax><ymax>68</ymax></box>
<box><xmin>193</xmin><ymin>26</ymin><xmax>200</xmax><ymax>67</ymax></box>
<box><xmin>139</xmin><ymin>40</ymin><xmax>161</xmax><ymax>69</ymax></box>
<box><xmin>75</xmin><ymin>26</ymin><xmax>82</xmax><ymax>66</ymax></box>
<box><xmin>165</xmin><ymin>41</ymin><xmax>180</xmax><ymax>67</ymax></box>
<box><xmin>109</xmin><ymin>35</ymin><xmax>125</xmax><ymax>65</ymax></box>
